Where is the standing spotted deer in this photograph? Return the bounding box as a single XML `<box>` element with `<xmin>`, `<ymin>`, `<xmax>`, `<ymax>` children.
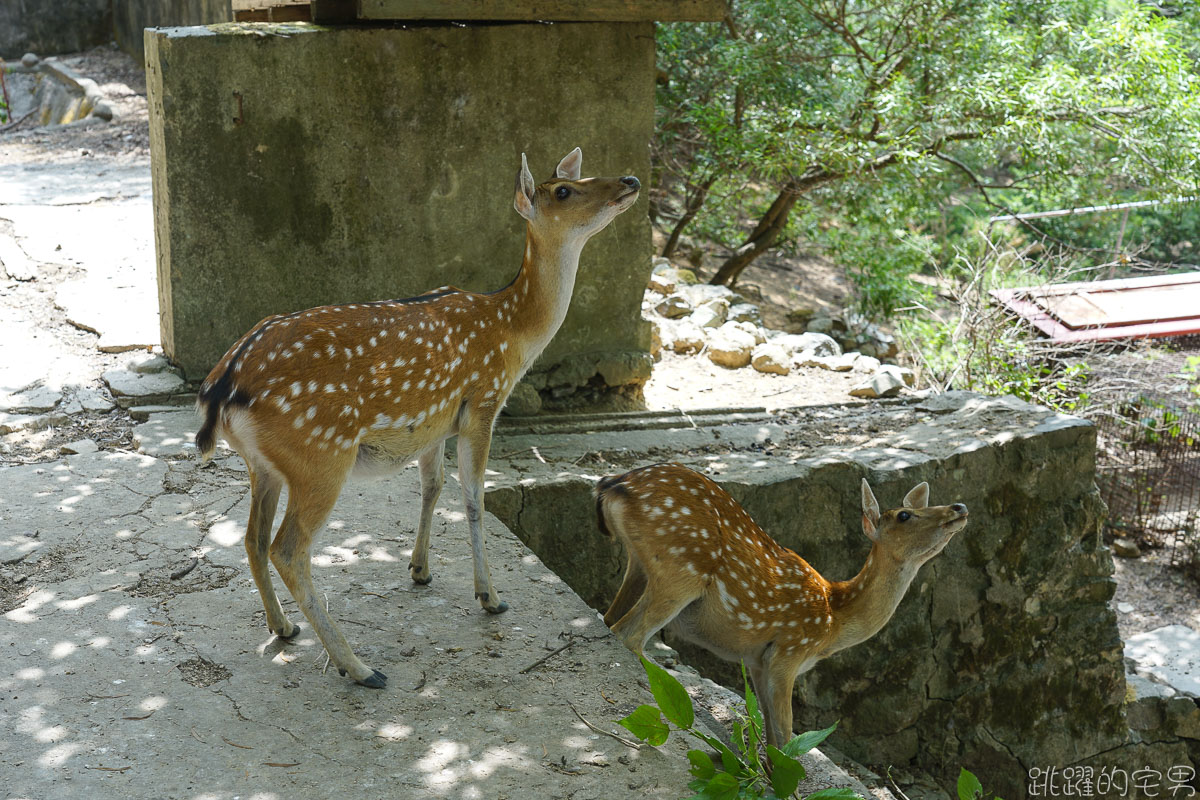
<box><xmin>595</xmin><ymin>463</ymin><xmax>968</xmax><ymax>747</ymax></box>
<box><xmin>195</xmin><ymin>149</ymin><xmax>639</xmax><ymax>688</ymax></box>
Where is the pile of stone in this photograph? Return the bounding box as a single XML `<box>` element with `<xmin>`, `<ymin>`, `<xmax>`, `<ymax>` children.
<box><xmin>645</xmin><ymin>258</ymin><xmax>913</xmax><ymax>399</ymax></box>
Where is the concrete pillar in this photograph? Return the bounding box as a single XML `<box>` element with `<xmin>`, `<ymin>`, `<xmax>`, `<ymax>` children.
<box><xmin>146</xmin><ymin>21</ymin><xmax>654</xmax><ymax>405</ymax></box>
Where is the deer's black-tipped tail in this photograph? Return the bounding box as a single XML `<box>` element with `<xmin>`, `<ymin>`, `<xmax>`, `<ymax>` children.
<box><xmin>594</xmin><ymin>474</ymin><xmax>628</xmax><ymax>538</ymax></box>
<box><xmin>195</xmin><ymin>392</ymin><xmax>220</xmax><ymax>462</ymax></box>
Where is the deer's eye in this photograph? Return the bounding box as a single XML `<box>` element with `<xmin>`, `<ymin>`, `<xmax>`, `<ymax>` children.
<box><xmin>555</xmin><ymin>186</ymin><xmax>571</xmax><ymax>200</ymax></box>
<box><xmin>897</xmin><ymin>510</ymin><xmax>911</xmax><ymax>522</ymax></box>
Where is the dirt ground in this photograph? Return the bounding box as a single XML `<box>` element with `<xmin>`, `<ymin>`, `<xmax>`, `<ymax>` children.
<box><xmin>3</xmin><ymin>42</ymin><xmax>1198</xmax><ymax>720</ymax></box>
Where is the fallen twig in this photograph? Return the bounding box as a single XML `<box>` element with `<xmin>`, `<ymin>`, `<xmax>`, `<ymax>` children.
<box><xmin>518</xmin><ymin>638</ymin><xmax>577</xmax><ymax>674</ymax></box>
<box><xmin>568</xmin><ymin>701</ymin><xmax>643</xmax><ymax>750</ymax></box>
<box><xmin>85</xmin><ymin>765</ymin><xmax>131</xmax><ymax>773</ymax></box>
<box><xmin>221</xmin><ymin>736</ymin><xmax>253</xmax><ymax>750</ymax></box>
<box><xmin>169</xmin><ymin>558</ymin><xmax>198</xmax><ymax>581</ymax></box>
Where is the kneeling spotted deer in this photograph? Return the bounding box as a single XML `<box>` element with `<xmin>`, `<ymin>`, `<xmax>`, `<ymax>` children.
<box><xmin>595</xmin><ymin>463</ymin><xmax>968</xmax><ymax>747</ymax></box>
<box><xmin>195</xmin><ymin>149</ymin><xmax>639</xmax><ymax>688</ymax></box>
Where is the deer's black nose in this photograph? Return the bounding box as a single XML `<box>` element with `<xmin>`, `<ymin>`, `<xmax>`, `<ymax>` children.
<box><xmin>620</xmin><ymin>176</ymin><xmax>640</xmax><ymax>190</ymax></box>
<box><xmin>951</xmin><ymin>503</ymin><xmax>968</xmax><ymax>514</ymax></box>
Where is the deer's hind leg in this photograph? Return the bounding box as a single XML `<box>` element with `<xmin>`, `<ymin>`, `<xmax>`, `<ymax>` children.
<box><xmin>269</xmin><ymin>464</ymin><xmax>387</xmax><ymax>688</ymax></box>
<box><xmin>604</xmin><ymin>553</ymin><xmax>647</xmax><ymax>628</ymax></box>
<box><xmin>244</xmin><ymin>464</ymin><xmax>295</xmax><ymax>638</ymax></box>
<box><xmin>609</xmin><ymin>570</ymin><xmax>704</xmax><ymax>657</ymax></box>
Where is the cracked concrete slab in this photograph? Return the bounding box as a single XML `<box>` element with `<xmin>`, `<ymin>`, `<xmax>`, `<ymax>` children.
<box><xmin>0</xmin><ymin>440</ymin><xmax>867</xmax><ymax>799</ymax></box>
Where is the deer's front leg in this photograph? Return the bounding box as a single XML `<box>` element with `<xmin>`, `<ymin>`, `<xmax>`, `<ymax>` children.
<box><xmin>409</xmin><ymin>440</ymin><xmax>446</xmax><ymax>585</ymax></box>
<box><xmin>457</xmin><ymin>427</ymin><xmax>507</xmax><ymax>613</ymax></box>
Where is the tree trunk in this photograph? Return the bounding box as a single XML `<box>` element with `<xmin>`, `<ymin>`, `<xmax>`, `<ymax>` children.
<box><xmin>662</xmin><ymin>174</ymin><xmax>718</xmax><ymax>260</ymax></box>
<box><xmin>708</xmin><ymin>182</ymin><xmax>800</xmax><ymax>286</ymax></box>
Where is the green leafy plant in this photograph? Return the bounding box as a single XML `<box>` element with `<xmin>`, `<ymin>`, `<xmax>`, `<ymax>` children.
<box><xmin>957</xmin><ymin>767</ymin><xmax>1003</xmax><ymax>800</ymax></box>
<box><xmin>618</xmin><ymin>656</ymin><xmax>859</xmax><ymax>800</ymax></box>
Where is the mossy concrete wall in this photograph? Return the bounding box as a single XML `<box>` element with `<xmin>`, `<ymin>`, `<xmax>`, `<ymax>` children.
<box><xmin>145</xmin><ymin>22</ymin><xmax>654</xmax><ymax>400</ymax></box>
<box><xmin>113</xmin><ymin>0</ymin><xmax>231</xmax><ymax>66</ymax></box>
<box><xmin>484</xmin><ymin>393</ymin><xmax>1158</xmax><ymax>798</ymax></box>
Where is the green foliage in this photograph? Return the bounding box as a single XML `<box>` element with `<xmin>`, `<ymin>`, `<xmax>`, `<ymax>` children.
<box><xmin>957</xmin><ymin>768</ymin><xmax>1004</xmax><ymax>800</ymax></box>
<box><xmin>897</xmin><ymin>240</ymin><xmax>1094</xmax><ymax>413</ymax></box>
<box><xmin>618</xmin><ymin>657</ymin><xmax>852</xmax><ymax>800</ymax></box>
<box><xmin>655</xmin><ymin>0</ymin><xmax>1200</xmax><ymax>294</ymax></box>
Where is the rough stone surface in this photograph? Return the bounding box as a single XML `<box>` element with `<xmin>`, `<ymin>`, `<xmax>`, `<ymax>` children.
<box><xmin>689</xmin><ymin>298</ymin><xmax>730</xmax><ymax>329</ymax></box>
<box><xmin>655</xmin><ymin>294</ymin><xmax>692</xmax><ymax>319</ymax></box>
<box><xmin>102</xmin><ymin>367</ymin><xmax>185</xmax><ymax>401</ymax></box>
<box><xmin>59</xmin><ymin>438</ymin><xmax>99</xmax><ymax>455</ymax></box>
<box><xmin>849</xmin><ymin>370</ymin><xmax>904</xmax><ymax>399</ymax></box>
<box><xmin>0</xmin><ymin>0</ymin><xmax>111</xmax><ymax>57</ymax></box>
<box><xmin>879</xmin><ymin>363</ymin><xmax>916</xmax><ymax>387</ymax></box>
<box><xmin>0</xmin><ymin>426</ymin><xmax>865</xmax><ymax>800</ymax></box>
<box><xmin>0</xmin><ymin>384</ymin><xmax>62</xmax><ymax>413</ymax></box>
<box><xmin>671</xmin><ymin>321</ymin><xmax>706</xmax><ymax>354</ymax></box>
<box><xmin>1112</xmin><ymin>537</ymin><xmax>1141</xmax><ymax>558</ymax></box>
<box><xmin>728</xmin><ymin>302</ymin><xmax>763</xmax><ymax>325</ymax></box>
<box><xmin>707</xmin><ymin>323</ymin><xmax>756</xmax><ymax>369</ymax></box>
<box><xmin>771</xmin><ymin>331</ymin><xmax>841</xmax><ymax>359</ymax></box>
<box><xmin>486</xmin><ymin>393</ymin><xmax>1128</xmax><ymax>797</ymax></box>
<box><xmin>751</xmin><ymin>342</ymin><xmax>790</xmax><ymax>375</ymax></box>
<box><xmin>72</xmin><ymin>386</ymin><xmax>115</xmax><ymax>413</ymax></box>
<box><xmin>502</xmin><ymin>381</ymin><xmax>543</xmax><ymax>417</ymax></box>
<box><xmin>1126</xmin><ymin>625</ymin><xmax>1200</xmax><ymax>698</ymax></box>
<box><xmin>146</xmin><ymin>23</ymin><xmax>654</xmax><ymax>395</ymax></box>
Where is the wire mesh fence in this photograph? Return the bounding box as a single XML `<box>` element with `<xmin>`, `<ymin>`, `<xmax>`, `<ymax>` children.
<box><xmin>1088</xmin><ymin>337</ymin><xmax>1200</xmax><ymax>565</ymax></box>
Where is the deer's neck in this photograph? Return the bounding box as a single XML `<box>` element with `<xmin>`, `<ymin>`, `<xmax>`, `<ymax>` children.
<box><xmin>501</xmin><ymin>227</ymin><xmax>585</xmax><ymax>359</ymax></box>
<box><xmin>827</xmin><ymin>547</ymin><xmax>921</xmax><ymax>654</ymax></box>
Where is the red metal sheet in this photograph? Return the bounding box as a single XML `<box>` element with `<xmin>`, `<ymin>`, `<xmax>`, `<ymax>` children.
<box><xmin>991</xmin><ymin>271</ymin><xmax>1200</xmax><ymax>343</ymax></box>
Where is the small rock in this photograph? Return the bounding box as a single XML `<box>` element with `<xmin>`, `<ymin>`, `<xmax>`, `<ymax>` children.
<box><xmin>655</xmin><ymin>294</ymin><xmax>693</xmax><ymax>319</ymax></box>
<box><xmin>102</xmin><ymin>368</ymin><xmax>185</xmax><ymax>399</ymax></box>
<box><xmin>729</xmin><ymin>321</ymin><xmax>766</xmax><ymax>344</ymax></box>
<box><xmin>785</xmin><ymin>307</ymin><xmax>815</xmax><ymax>328</ymax></box>
<box><xmin>799</xmin><ymin>353</ymin><xmax>857</xmax><ymax>372</ymax></box>
<box><xmin>879</xmin><ymin>364</ymin><xmax>916</xmax><ymax>387</ymax></box>
<box><xmin>849</xmin><ymin>369</ymin><xmax>905</xmax><ymax>399</ymax></box>
<box><xmin>648</xmin><ymin>272</ymin><xmax>677</xmax><ymax>295</ymax></box>
<box><xmin>1112</xmin><ymin>538</ymin><xmax>1141</xmax><ymax>559</ymax></box>
<box><xmin>60</xmin><ymin>439</ymin><xmax>99</xmax><ymax>455</ymax></box>
<box><xmin>772</xmin><ymin>332</ymin><xmax>841</xmax><ymax>359</ymax></box>
<box><xmin>852</xmin><ymin>354</ymin><xmax>882</xmax><ymax>373</ymax></box>
<box><xmin>707</xmin><ymin>323</ymin><xmax>756</xmax><ymax>369</ymax></box>
<box><xmin>1117</xmin><ymin>602</ymin><xmax>1135</xmax><ymax>614</ymax></box>
<box><xmin>806</xmin><ymin>315</ymin><xmax>844</xmax><ymax>336</ymax></box>
<box><xmin>751</xmin><ymin>343</ymin><xmax>790</xmax><ymax>375</ymax></box>
<box><xmin>0</xmin><ymin>384</ymin><xmax>62</xmax><ymax>413</ymax></box>
<box><xmin>676</xmin><ymin>283</ymin><xmax>736</xmax><ymax>306</ymax></box>
<box><xmin>689</xmin><ymin>299</ymin><xmax>729</xmax><ymax>329</ymax></box>
<box><xmin>74</xmin><ymin>387</ymin><xmax>115</xmax><ymax>413</ymax></box>
<box><xmin>503</xmin><ymin>383</ymin><xmax>542</xmax><ymax>417</ymax></box>
<box><xmin>21</xmin><ymin>52</ymin><xmax>40</xmax><ymax>68</ymax></box>
<box><xmin>728</xmin><ymin>303</ymin><xmax>762</xmax><ymax>325</ymax></box>
<box><xmin>126</xmin><ymin>351</ymin><xmax>171</xmax><ymax>374</ymax></box>
<box><xmin>671</xmin><ymin>322</ymin><xmax>706</xmax><ymax>354</ymax></box>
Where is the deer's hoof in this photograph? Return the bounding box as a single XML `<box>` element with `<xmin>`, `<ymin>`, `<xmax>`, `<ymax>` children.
<box><xmin>274</xmin><ymin>622</ymin><xmax>300</xmax><ymax>640</ymax></box>
<box><xmin>356</xmin><ymin>669</ymin><xmax>388</xmax><ymax>689</ymax></box>
<box><xmin>409</xmin><ymin>563</ymin><xmax>432</xmax><ymax>585</ymax></box>
<box><xmin>477</xmin><ymin>593</ymin><xmax>509</xmax><ymax>615</ymax></box>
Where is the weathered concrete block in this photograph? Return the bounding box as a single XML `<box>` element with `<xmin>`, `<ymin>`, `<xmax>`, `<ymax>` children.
<box><xmin>146</xmin><ymin>22</ymin><xmax>654</xmax><ymax>399</ymax></box>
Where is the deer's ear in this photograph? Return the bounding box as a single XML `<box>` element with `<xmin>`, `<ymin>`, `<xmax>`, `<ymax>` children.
<box><xmin>903</xmin><ymin>482</ymin><xmax>930</xmax><ymax>510</ymax></box>
<box><xmin>861</xmin><ymin>479</ymin><xmax>881</xmax><ymax>542</ymax></box>
<box><xmin>514</xmin><ymin>152</ymin><xmax>536</xmax><ymax>221</ymax></box>
<box><xmin>556</xmin><ymin>147</ymin><xmax>582</xmax><ymax>180</ymax></box>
